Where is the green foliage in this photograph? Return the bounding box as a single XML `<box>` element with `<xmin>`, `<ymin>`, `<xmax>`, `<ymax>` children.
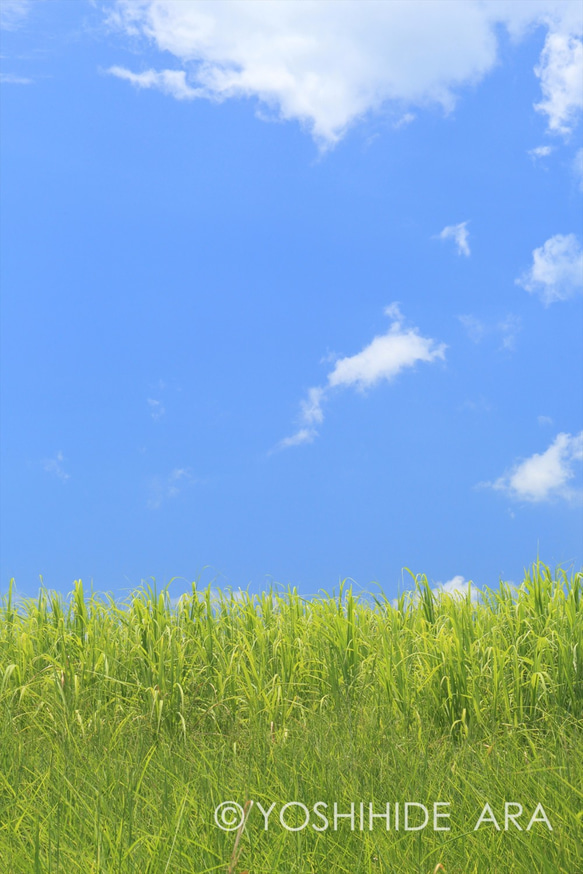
<box><xmin>0</xmin><ymin>563</ymin><xmax>581</xmax><ymax>872</ymax></box>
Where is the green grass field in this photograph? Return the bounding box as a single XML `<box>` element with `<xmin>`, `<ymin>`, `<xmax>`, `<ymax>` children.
<box><xmin>1</xmin><ymin>563</ymin><xmax>581</xmax><ymax>873</ymax></box>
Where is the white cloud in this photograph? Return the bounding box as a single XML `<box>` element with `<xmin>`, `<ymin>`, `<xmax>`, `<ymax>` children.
<box><xmin>487</xmin><ymin>431</ymin><xmax>583</xmax><ymax>503</ymax></box>
<box><xmin>436</xmin><ymin>575</ymin><xmax>481</xmax><ymax>602</ymax></box>
<box><xmin>528</xmin><ymin>144</ymin><xmax>554</xmax><ymax>159</ymax></box>
<box><xmin>537</xmin><ymin>415</ymin><xmax>553</xmax><ymax>426</ymax></box>
<box><xmin>43</xmin><ymin>451</ymin><xmax>70</xmax><ymax>482</ymax></box>
<box><xmin>517</xmin><ymin>233</ymin><xmax>583</xmax><ymax>303</ymax></box>
<box><xmin>147</xmin><ymin>467</ymin><xmax>194</xmax><ymax>508</ymax></box>
<box><xmin>107</xmin><ymin>0</ymin><xmax>583</xmax><ymax>148</ymax></box>
<box><xmin>393</xmin><ymin>574</ymin><xmax>480</xmax><ymax>607</ymax></box>
<box><xmin>328</xmin><ymin>306</ymin><xmax>446</xmax><ymax>390</ymax></box>
<box><xmin>534</xmin><ymin>31</ymin><xmax>583</xmax><ymax>136</ymax></box>
<box><xmin>437</xmin><ymin>222</ymin><xmax>470</xmax><ymax>256</ymax></box>
<box><xmin>278</xmin><ymin>305</ymin><xmax>446</xmax><ymax>448</ymax></box>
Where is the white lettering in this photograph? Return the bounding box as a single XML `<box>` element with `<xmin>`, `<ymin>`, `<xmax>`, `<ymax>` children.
<box><xmin>255</xmin><ymin>801</ymin><xmax>276</xmax><ymax>831</ymax></box>
<box><xmin>279</xmin><ymin>802</ymin><xmax>310</xmax><ymax>832</ymax></box>
<box><xmin>474</xmin><ymin>803</ymin><xmax>501</xmax><ymax>830</ymax></box>
<box><xmin>434</xmin><ymin>802</ymin><xmax>451</xmax><ymax>831</ymax></box>
<box><xmin>505</xmin><ymin>802</ymin><xmax>523</xmax><ymax>830</ymax></box>
<box><xmin>527</xmin><ymin>804</ymin><xmax>553</xmax><ymax>831</ymax></box>
<box><xmin>368</xmin><ymin>802</ymin><xmax>391</xmax><ymax>830</ymax></box>
<box><xmin>333</xmin><ymin>802</ymin><xmax>355</xmax><ymax>831</ymax></box>
<box><xmin>405</xmin><ymin>803</ymin><xmax>429</xmax><ymax>831</ymax></box>
<box><xmin>311</xmin><ymin>801</ymin><xmax>329</xmax><ymax>832</ymax></box>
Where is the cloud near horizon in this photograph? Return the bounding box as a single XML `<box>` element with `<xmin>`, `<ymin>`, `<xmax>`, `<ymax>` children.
<box><xmin>394</xmin><ymin>574</ymin><xmax>481</xmax><ymax>607</ymax></box>
<box><xmin>278</xmin><ymin>305</ymin><xmax>446</xmax><ymax>449</ymax></box>
<box><xmin>486</xmin><ymin>431</ymin><xmax>583</xmax><ymax>503</ymax></box>
<box><xmin>107</xmin><ymin>0</ymin><xmax>582</xmax><ymax>148</ymax></box>
<box><xmin>437</xmin><ymin>575</ymin><xmax>481</xmax><ymax>602</ymax></box>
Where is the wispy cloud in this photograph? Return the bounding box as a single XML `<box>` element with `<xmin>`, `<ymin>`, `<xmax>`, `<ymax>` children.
<box><xmin>147</xmin><ymin>397</ymin><xmax>165</xmax><ymax>421</ymax></box>
<box><xmin>147</xmin><ymin>467</ymin><xmax>195</xmax><ymax>509</ymax></box>
<box><xmin>485</xmin><ymin>431</ymin><xmax>583</xmax><ymax>503</ymax></box>
<box><xmin>437</xmin><ymin>221</ymin><xmax>470</xmax><ymax>256</ymax></box>
<box><xmin>277</xmin><ymin>428</ymin><xmax>318</xmax><ymax>450</ymax></box>
<box><xmin>393</xmin><ymin>112</ymin><xmax>416</xmax><ymax>129</ymax></box>
<box><xmin>459</xmin><ymin>396</ymin><xmax>493</xmax><ymax>414</ymax></box>
<box><xmin>0</xmin><ymin>0</ymin><xmax>31</xmax><ymax>30</ymax></box>
<box><xmin>299</xmin><ymin>386</ymin><xmax>325</xmax><ymax>425</ymax></box>
<box><xmin>0</xmin><ymin>73</ymin><xmax>33</xmax><ymax>85</ymax></box>
<box><xmin>534</xmin><ymin>32</ymin><xmax>583</xmax><ymax>137</ymax></box>
<box><xmin>106</xmin><ymin>1</ymin><xmax>583</xmax><ymax>149</ymax></box>
<box><xmin>527</xmin><ymin>144</ymin><xmax>553</xmax><ymax>160</ymax></box>
<box><xmin>574</xmin><ymin>148</ymin><xmax>583</xmax><ymax>190</ymax></box>
<box><xmin>276</xmin><ymin>387</ymin><xmax>326</xmax><ymax>448</ymax></box>
<box><xmin>458</xmin><ymin>314</ymin><xmax>485</xmax><ymax>343</ymax></box>
<box><xmin>42</xmin><ymin>451</ymin><xmax>70</xmax><ymax>482</ymax></box>
<box><xmin>277</xmin><ymin>304</ymin><xmax>446</xmax><ymax>449</ymax></box>
<box><xmin>458</xmin><ymin>313</ymin><xmax>521</xmax><ymax>350</ymax></box>
<box><xmin>145</xmin><ymin>379</ymin><xmax>178</xmax><ymax>421</ymax></box>
<box><xmin>517</xmin><ymin>233</ymin><xmax>583</xmax><ymax>304</ymax></box>
<box><xmin>498</xmin><ymin>314</ymin><xmax>522</xmax><ymax>351</ymax></box>
<box><xmin>107</xmin><ymin>66</ymin><xmax>202</xmax><ymax>101</ymax></box>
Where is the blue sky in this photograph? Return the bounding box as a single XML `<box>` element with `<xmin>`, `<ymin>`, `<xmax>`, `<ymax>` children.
<box><xmin>1</xmin><ymin>0</ymin><xmax>582</xmax><ymax>600</ymax></box>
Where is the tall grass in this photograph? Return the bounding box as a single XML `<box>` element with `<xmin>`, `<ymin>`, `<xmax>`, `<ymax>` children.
<box><xmin>0</xmin><ymin>562</ymin><xmax>581</xmax><ymax>872</ymax></box>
